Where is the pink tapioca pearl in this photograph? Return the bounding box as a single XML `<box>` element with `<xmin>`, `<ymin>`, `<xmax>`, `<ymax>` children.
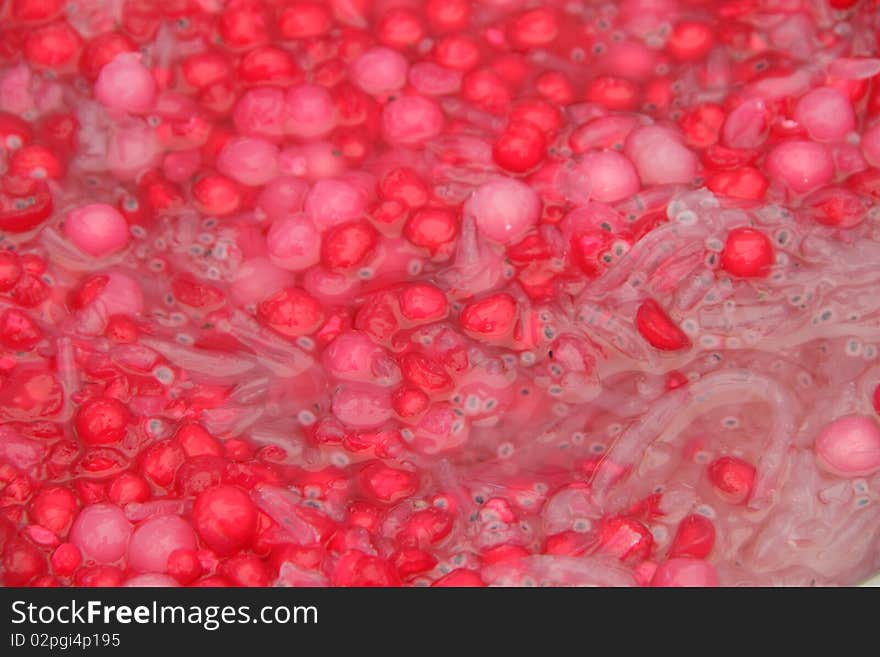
<box><xmin>350</xmin><ymin>47</ymin><xmax>409</xmax><ymax>97</ymax></box>
<box><xmin>94</xmin><ymin>272</ymin><xmax>144</xmax><ymax>316</ymax></box>
<box><xmin>127</xmin><ymin>514</ymin><xmax>198</xmax><ymax>573</ymax></box>
<box><xmin>234</xmin><ymin>86</ymin><xmax>286</xmax><ymax>139</ymax></box>
<box><xmin>69</xmin><ymin>503</ymin><xmax>132</xmax><ymax>564</ymax></box>
<box><xmin>651</xmin><ymin>558</ymin><xmax>719</xmax><ymax>587</ymax></box>
<box><xmin>578</xmin><ymin>151</ymin><xmax>641</xmax><ymax>203</ymax></box>
<box><xmin>605</xmin><ymin>40</ymin><xmax>657</xmax><ymax>80</ymax></box>
<box><xmin>861</xmin><ymin>123</ymin><xmax>880</xmax><ymax>167</ymax></box>
<box><xmin>304</xmin><ymin>178</ymin><xmax>368</xmax><ymax>230</ymax></box>
<box><xmin>814</xmin><ymin>414</ymin><xmax>880</xmax><ymax>477</ymax></box>
<box><xmin>323</xmin><ymin>331</ymin><xmax>400</xmax><ymax>386</ymax></box>
<box><xmin>381</xmin><ymin>96</ymin><xmax>445</xmax><ymax>146</ymax></box>
<box><xmin>285</xmin><ymin>84</ymin><xmax>337</xmax><ymax>139</ymax></box>
<box><xmin>266</xmin><ymin>215</ymin><xmax>321</xmax><ymax>271</ymax></box>
<box><xmin>64</xmin><ymin>204</ymin><xmax>130</xmax><ymax>258</ymax></box>
<box><xmin>624</xmin><ymin>125</ymin><xmax>698</xmax><ymax>186</ymax></box>
<box><xmin>331</xmin><ymin>383</ymin><xmax>394</xmax><ymax>429</ymax></box>
<box><xmin>257</xmin><ymin>176</ymin><xmax>309</xmax><ymax>220</ymax></box>
<box><xmin>465</xmin><ymin>178</ymin><xmax>541</xmax><ymax>245</ymax></box>
<box><xmin>301</xmin><ymin>266</ymin><xmax>360</xmax><ymax>305</ymax></box>
<box><xmin>125</xmin><ymin>573</ymin><xmax>178</xmax><ymax>587</ymax></box>
<box><xmin>794</xmin><ymin>87</ymin><xmax>855</xmax><ymax>142</ymax></box>
<box><xmin>279</xmin><ymin>142</ymin><xmax>348</xmax><ymax>180</ymax></box>
<box><xmin>94</xmin><ymin>53</ymin><xmax>156</xmax><ymax>114</ymax></box>
<box><xmin>216</xmin><ymin>137</ymin><xmax>279</xmax><ymax>187</ymax></box>
<box><xmin>764</xmin><ymin>140</ymin><xmax>834</xmax><ymax>194</ymax></box>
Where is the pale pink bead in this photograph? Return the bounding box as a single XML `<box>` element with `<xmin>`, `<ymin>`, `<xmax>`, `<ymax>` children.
<box><xmin>163</xmin><ymin>149</ymin><xmax>201</xmax><ymax>183</ymax></box>
<box><xmin>125</xmin><ymin>573</ymin><xmax>178</xmax><ymax>587</ymax></box>
<box><xmin>323</xmin><ymin>331</ymin><xmax>400</xmax><ymax>386</ymax></box>
<box><xmin>605</xmin><ymin>41</ymin><xmax>657</xmax><ymax>81</ymax></box>
<box><xmin>266</xmin><ymin>215</ymin><xmax>321</xmax><ymax>271</ymax></box>
<box><xmin>95</xmin><ymin>272</ymin><xmax>144</xmax><ymax>316</ymax></box>
<box><xmin>794</xmin><ymin>87</ymin><xmax>855</xmax><ymax>142</ymax></box>
<box><xmin>350</xmin><ymin>47</ymin><xmax>409</xmax><ymax>96</ymax></box>
<box><xmin>860</xmin><ymin>124</ymin><xmax>880</xmax><ymax>168</ymax></box>
<box><xmin>234</xmin><ymin>86</ymin><xmax>287</xmax><ymax>139</ymax></box>
<box><xmin>722</xmin><ymin>98</ymin><xmax>768</xmax><ymax>149</ymax></box>
<box><xmin>127</xmin><ymin>515</ymin><xmax>198</xmax><ymax>573</ymax></box>
<box><xmin>257</xmin><ymin>177</ymin><xmax>309</xmax><ymax>220</ymax></box>
<box><xmin>302</xmin><ymin>266</ymin><xmax>359</xmax><ymax>305</ymax></box>
<box><xmin>466</xmin><ymin>178</ymin><xmax>541</xmax><ymax>244</ymax></box>
<box><xmin>765</xmin><ymin>140</ymin><xmax>834</xmax><ymax>194</ymax></box>
<box><xmin>408</xmin><ymin>62</ymin><xmax>462</xmax><ymax>96</ymax></box>
<box><xmin>107</xmin><ymin>119</ymin><xmax>160</xmax><ymax>181</ymax></box>
<box><xmin>94</xmin><ymin>53</ymin><xmax>157</xmax><ymax>114</ymax></box>
<box><xmin>651</xmin><ymin>558</ymin><xmax>719</xmax><ymax>587</ymax></box>
<box><xmin>69</xmin><ymin>503</ymin><xmax>132</xmax><ymax>564</ymax></box>
<box><xmin>64</xmin><ymin>204</ymin><xmax>130</xmax><ymax>258</ymax></box>
<box><xmin>382</xmin><ymin>96</ymin><xmax>445</xmax><ymax>146</ymax></box>
<box><xmin>624</xmin><ymin>125</ymin><xmax>698</xmax><ymax>186</ymax></box>
<box><xmin>285</xmin><ymin>84</ymin><xmax>337</xmax><ymax>138</ymax></box>
<box><xmin>230</xmin><ymin>257</ymin><xmax>294</xmax><ymax>305</ymax></box>
<box><xmin>304</xmin><ymin>178</ymin><xmax>367</xmax><ymax>230</ymax></box>
<box><xmin>579</xmin><ymin>151</ymin><xmax>640</xmax><ymax>203</ymax></box>
<box><xmin>279</xmin><ymin>142</ymin><xmax>348</xmax><ymax>180</ymax></box>
<box><xmin>331</xmin><ymin>383</ymin><xmax>393</xmax><ymax>429</ymax></box>
<box><xmin>815</xmin><ymin>415</ymin><xmax>880</xmax><ymax>477</ymax></box>
<box><xmin>216</xmin><ymin>137</ymin><xmax>279</xmax><ymax>187</ymax></box>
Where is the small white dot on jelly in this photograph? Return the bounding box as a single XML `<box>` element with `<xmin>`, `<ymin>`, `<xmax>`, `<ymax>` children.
<box><xmin>152</xmin><ymin>366</ymin><xmax>174</xmax><ymax>385</ymax></box>
<box><xmin>552</xmin><ymin>403</ymin><xmax>569</xmax><ymax>416</ymax></box>
<box><xmin>651</xmin><ymin>525</ymin><xmax>669</xmax><ymax>543</ymax></box>
<box><xmin>297</xmin><ymin>410</ymin><xmax>316</xmax><ymax>426</ymax></box>
<box><xmin>696</xmin><ymin>504</ymin><xmax>716</xmax><ymax>518</ymax></box>
<box><xmin>846</xmin><ymin>340</ymin><xmax>863</xmax><ymax>357</ymax></box>
<box><xmin>573</xmin><ymin>518</ymin><xmax>591</xmax><ymax>533</ymax></box>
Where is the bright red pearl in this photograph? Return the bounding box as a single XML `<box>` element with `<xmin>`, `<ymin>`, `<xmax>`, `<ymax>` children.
<box><xmin>191</xmin><ymin>485</ymin><xmax>258</xmax><ymax>556</ymax></box>
<box><xmin>74</xmin><ymin>398</ymin><xmax>131</xmax><ymax>446</ymax></box>
<box><xmin>720</xmin><ymin>227</ymin><xmax>774</xmax><ymax>278</ymax></box>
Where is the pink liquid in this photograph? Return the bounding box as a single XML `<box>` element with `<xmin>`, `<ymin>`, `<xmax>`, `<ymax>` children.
<box><xmin>1</xmin><ymin>0</ymin><xmax>880</xmax><ymax>587</ymax></box>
